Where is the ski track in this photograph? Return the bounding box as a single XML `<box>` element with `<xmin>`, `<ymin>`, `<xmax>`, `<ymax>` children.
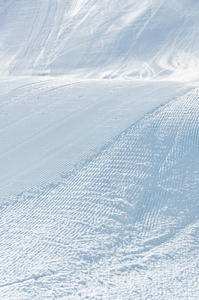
<box><xmin>0</xmin><ymin>79</ymin><xmax>186</xmax><ymax>199</ymax></box>
<box><xmin>1</xmin><ymin>0</ymin><xmax>199</xmax><ymax>299</ymax></box>
<box><xmin>0</xmin><ymin>88</ymin><xmax>198</xmax><ymax>299</ymax></box>
<box><xmin>1</xmin><ymin>0</ymin><xmax>199</xmax><ymax>80</ymax></box>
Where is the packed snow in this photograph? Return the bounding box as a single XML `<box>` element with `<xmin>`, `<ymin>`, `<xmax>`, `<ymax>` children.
<box><xmin>0</xmin><ymin>0</ymin><xmax>199</xmax><ymax>299</ymax></box>
<box><xmin>1</xmin><ymin>0</ymin><xmax>199</xmax><ymax>80</ymax></box>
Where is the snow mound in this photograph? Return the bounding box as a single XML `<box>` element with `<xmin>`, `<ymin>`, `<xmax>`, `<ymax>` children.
<box><xmin>0</xmin><ymin>79</ymin><xmax>186</xmax><ymax>199</ymax></box>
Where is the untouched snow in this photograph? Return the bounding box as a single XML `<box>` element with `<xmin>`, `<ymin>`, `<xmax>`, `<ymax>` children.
<box><xmin>0</xmin><ymin>0</ymin><xmax>199</xmax><ymax>299</ymax></box>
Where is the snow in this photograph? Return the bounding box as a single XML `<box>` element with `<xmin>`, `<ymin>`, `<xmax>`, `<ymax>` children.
<box><xmin>1</xmin><ymin>0</ymin><xmax>199</xmax><ymax>80</ymax></box>
<box><xmin>0</xmin><ymin>78</ymin><xmax>187</xmax><ymax>199</ymax></box>
<box><xmin>0</xmin><ymin>0</ymin><xmax>199</xmax><ymax>299</ymax></box>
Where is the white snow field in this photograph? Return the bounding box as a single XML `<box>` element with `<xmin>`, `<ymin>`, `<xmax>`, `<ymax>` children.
<box><xmin>1</xmin><ymin>0</ymin><xmax>199</xmax><ymax>80</ymax></box>
<box><xmin>0</xmin><ymin>0</ymin><xmax>199</xmax><ymax>299</ymax></box>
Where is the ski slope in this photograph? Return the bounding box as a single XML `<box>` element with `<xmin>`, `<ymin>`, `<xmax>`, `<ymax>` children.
<box><xmin>0</xmin><ymin>0</ymin><xmax>199</xmax><ymax>299</ymax></box>
<box><xmin>0</xmin><ymin>0</ymin><xmax>199</xmax><ymax>80</ymax></box>
<box><xmin>0</xmin><ymin>78</ymin><xmax>187</xmax><ymax>199</ymax></box>
<box><xmin>1</xmin><ymin>85</ymin><xmax>199</xmax><ymax>299</ymax></box>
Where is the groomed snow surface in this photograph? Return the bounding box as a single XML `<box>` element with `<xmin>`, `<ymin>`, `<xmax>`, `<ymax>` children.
<box><xmin>1</xmin><ymin>80</ymin><xmax>198</xmax><ymax>299</ymax></box>
<box><xmin>0</xmin><ymin>0</ymin><xmax>199</xmax><ymax>299</ymax></box>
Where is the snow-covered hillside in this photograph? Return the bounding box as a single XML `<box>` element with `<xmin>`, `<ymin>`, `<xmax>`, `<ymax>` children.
<box><xmin>0</xmin><ymin>78</ymin><xmax>187</xmax><ymax>199</ymax></box>
<box><xmin>0</xmin><ymin>0</ymin><xmax>199</xmax><ymax>299</ymax></box>
<box><xmin>0</xmin><ymin>0</ymin><xmax>199</xmax><ymax>80</ymax></box>
<box><xmin>1</xmin><ymin>84</ymin><xmax>198</xmax><ymax>299</ymax></box>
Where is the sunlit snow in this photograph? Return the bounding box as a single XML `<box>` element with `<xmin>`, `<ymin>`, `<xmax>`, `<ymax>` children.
<box><xmin>0</xmin><ymin>0</ymin><xmax>199</xmax><ymax>299</ymax></box>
